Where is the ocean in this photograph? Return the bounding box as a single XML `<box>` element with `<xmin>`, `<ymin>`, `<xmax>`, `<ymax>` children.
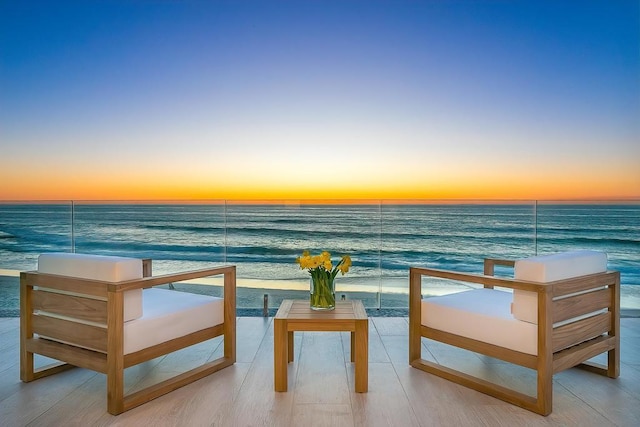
<box><xmin>0</xmin><ymin>202</ymin><xmax>638</xmax><ymax>308</ymax></box>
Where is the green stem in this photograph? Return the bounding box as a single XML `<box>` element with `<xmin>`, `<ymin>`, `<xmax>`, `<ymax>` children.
<box><xmin>310</xmin><ymin>272</ymin><xmax>335</xmax><ymax>310</ymax></box>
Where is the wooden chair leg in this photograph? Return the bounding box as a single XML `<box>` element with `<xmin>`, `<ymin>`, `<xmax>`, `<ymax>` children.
<box><xmin>20</xmin><ymin>273</ymin><xmax>34</xmax><ymax>382</ymax></box>
<box><xmin>536</xmin><ymin>368</ymin><xmax>553</xmax><ymax>416</ymax></box>
<box><xmin>107</xmin><ymin>365</ymin><xmax>125</xmax><ymax>415</ymax></box>
<box><xmin>608</xmin><ymin>347</ymin><xmax>620</xmax><ymax>378</ymax></box>
<box><xmin>408</xmin><ymin>269</ymin><xmax>423</xmax><ymax>365</ymax></box>
<box><xmin>20</xmin><ymin>344</ymin><xmax>35</xmax><ymax>382</ymax></box>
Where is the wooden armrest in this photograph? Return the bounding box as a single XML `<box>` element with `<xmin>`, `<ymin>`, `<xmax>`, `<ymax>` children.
<box><xmin>409</xmin><ymin>266</ymin><xmax>545</xmax><ymax>292</ymax></box>
<box><xmin>109</xmin><ymin>266</ymin><xmax>236</xmax><ymax>292</ymax></box>
<box><xmin>23</xmin><ymin>265</ymin><xmax>236</xmax><ymax>296</ymax></box>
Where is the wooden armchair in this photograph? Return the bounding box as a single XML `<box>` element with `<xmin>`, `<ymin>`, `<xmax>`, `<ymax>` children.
<box><xmin>20</xmin><ymin>253</ymin><xmax>236</xmax><ymax>415</ymax></box>
<box><xmin>409</xmin><ymin>250</ymin><xmax>619</xmax><ymax>415</ymax></box>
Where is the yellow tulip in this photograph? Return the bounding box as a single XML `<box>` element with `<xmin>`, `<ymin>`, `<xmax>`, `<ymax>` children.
<box><xmin>296</xmin><ymin>251</ymin><xmax>351</xmax><ymax>277</ymax></box>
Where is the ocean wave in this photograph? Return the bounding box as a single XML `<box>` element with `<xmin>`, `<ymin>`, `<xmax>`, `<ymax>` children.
<box><xmin>1</xmin><ymin>203</ymin><xmax>638</xmax><ymax>286</ymax></box>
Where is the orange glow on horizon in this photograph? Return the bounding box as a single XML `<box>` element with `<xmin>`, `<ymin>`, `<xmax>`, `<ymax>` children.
<box><xmin>2</xmin><ymin>176</ymin><xmax>638</xmax><ymax>203</ymax></box>
<box><xmin>2</xmin><ymin>156</ymin><xmax>638</xmax><ymax>202</ymax></box>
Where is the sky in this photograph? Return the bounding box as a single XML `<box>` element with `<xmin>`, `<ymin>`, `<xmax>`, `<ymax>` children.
<box><xmin>1</xmin><ymin>0</ymin><xmax>639</xmax><ymax>202</ymax></box>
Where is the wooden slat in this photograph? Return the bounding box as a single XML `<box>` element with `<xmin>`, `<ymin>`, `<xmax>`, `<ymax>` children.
<box><xmin>142</xmin><ymin>259</ymin><xmax>152</xmax><ymax>277</ymax></box>
<box><xmin>22</xmin><ymin>272</ymin><xmax>109</xmax><ymax>298</ymax></box>
<box><xmin>484</xmin><ymin>258</ymin><xmax>516</xmax><ymax>271</ymax></box>
<box><xmin>421</xmin><ymin>326</ymin><xmax>538</xmax><ymax>370</ymax></box>
<box><xmin>283</xmin><ymin>300</ymin><xmax>361</xmax><ymax>332</ymax></box>
<box><xmin>287</xmin><ymin>321</ymin><xmax>356</xmax><ymax>332</ymax></box>
<box><xmin>285</xmin><ymin>300</ymin><xmax>360</xmax><ymax>320</ymax></box>
<box><xmin>275</xmin><ymin>299</ymin><xmax>293</xmax><ymax>319</ymax></box>
<box><xmin>410</xmin><ymin>358</ymin><xmax>545</xmax><ymax>415</ymax></box>
<box><xmin>32</xmin><ymin>314</ymin><xmax>107</xmax><ymax>352</ymax></box>
<box><xmin>352</xmin><ymin>300</ymin><xmax>368</xmax><ymax>319</ymax></box>
<box><xmin>123</xmin><ymin>325</ymin><xmax>224</xmax><ymax>368</ymax></box>
<box><xmin>31</xmin><ymin>362</ymin><xmax>76</xmax><ymax>380</ymax></box>
<box><xmin>575</xmin><ymin>361</ymin><xmax>610</xmax><ymax>376</ymax></box>
<box><xmin>26</xmin><ymin>337</ymin><xmax>108</xmax><ymax>373</ymax></box>
<box><xmin>32</xmin><ymin>290</ymin><xmax>108</xmax><ymax>323</ymax></box>
<box><xmin>122</xmin><ymin>357</ymin><xmax>235</xmax><ymax>413</ymax></box>
<box><xmin>551</xmin><ymin>272</ymin><xmax>617</xmax><ymax>298</ymax></box>
<box><xmin>553</xmin><ymin>335</ymin><xmax>616</xmax><ymax>373</ymax></box>
<box><xmin>482</xmin><ymin>259</ymin><xmax>496</xmax><ymax>288</ymax></box>
<box><xmin>552</xmin><ymin>312</ymin><xmax>611</xmax><ymax>352</ymax></box>
<box><xmin>483</xmin><ymin>258</ymin><xmax>515</xmax><ymax>287</ymax></box>
<box><xmin>553</xmin><ymin>288</ymin><xmax>611</xmax><ymax>323</ymax></box>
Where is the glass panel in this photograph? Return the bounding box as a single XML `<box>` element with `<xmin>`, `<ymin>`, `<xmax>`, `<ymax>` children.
<box><xmin>224</xmin><ymin>202</ymin><xmax>382</xmax><ymax>311</ymax></box>
<box><xmin>379</xmin><ymin>201</ymin><xmax>537</xmax><ymax>310</ymax></box>
<box><xmin>536</xmin><ymin>201</ymin><xmax>640</xmax><ymax>312</ymax></box>
<box><xmin>0</xmin><ymin>200</ymin><xmax>637</xmax><ymax>316</ymax></box>
<box><xmin>72</xmin><ymin>202</ymin><xmax>227</xmax><ymax>274</ymax></box>
<box><xmin>0</xmin><ymin>201</ymin><xmax>73</xmax><ymax>317</ymax></box>
<box><xmin>0</xmin><ymin>202</ymin><xmax>74</xmax><ymax>271</ymax></box>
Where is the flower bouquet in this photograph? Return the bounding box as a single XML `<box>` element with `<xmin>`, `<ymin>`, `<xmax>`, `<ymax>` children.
<box><xmin>295</xmin><ymin>250</ymin><xmax>352</xmax><ymax>310</ymax></box>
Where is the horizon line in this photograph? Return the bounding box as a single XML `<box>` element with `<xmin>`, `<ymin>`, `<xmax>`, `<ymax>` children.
<box><xmin>1</xmin><ymin>197</ymin><xmax>639</xmax><ymax>206</ymax></box>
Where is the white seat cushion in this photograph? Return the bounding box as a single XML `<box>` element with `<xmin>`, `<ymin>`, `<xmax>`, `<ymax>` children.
<box><xmin>422</xmin><ymin>288</ymin><xmax>537</xmax><ymax>355</ymax></box>
<box><xmin>512</xmin><ymin>250</ymin><xmax>608</xmax><ymax>324</ymax></box>
<box><xmin>124</xmin><ymin>288</ymin><xmax>224</xmax><ymax>354</ymax></box>
<box><xmin>38</xmin><ymin>253</ymin><xmax>143</xmax><ymax>321</ymax></box>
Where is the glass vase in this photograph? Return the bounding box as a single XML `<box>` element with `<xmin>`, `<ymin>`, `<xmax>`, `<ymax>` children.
<box><xmin>310</xmin><ymin>275</ymin><xmax>335</xmax><ymax>311</ymax></box>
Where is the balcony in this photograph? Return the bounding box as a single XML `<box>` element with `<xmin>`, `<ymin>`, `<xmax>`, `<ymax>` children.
<box><xmin>0</xmin><ymin>315</ymin><xmax>639</xmax><ymax>425</ymax></box>
<box><xmin>0</xmin><ymin>200</ymin><xmax>638</xmax><ymax>423</ymax></box>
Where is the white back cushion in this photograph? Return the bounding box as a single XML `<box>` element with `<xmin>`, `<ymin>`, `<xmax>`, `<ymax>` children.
<box><xmin>38</xmin><ymin>253</ymin><xmax>143</xmax><ymax>321</ymax></box>
<box><xmin>512</xmin><ymin>250</ymin><xmax>608</xmax><ymax>324</ymax></box>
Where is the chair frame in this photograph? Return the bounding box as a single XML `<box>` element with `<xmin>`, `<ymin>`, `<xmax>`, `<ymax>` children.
<box><xmin>409</xmin><ymin>258</ymin><xmax>620</xmax><ymax>415</ymax></box>
<box><xmin>20</xmin><ymin>259</ymin><xmax>236</xmax><ymax>415</ymax></box>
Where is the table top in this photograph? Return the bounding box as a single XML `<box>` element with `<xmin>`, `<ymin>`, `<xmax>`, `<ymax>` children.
<box><xmin>275</xmin><ymin>299</ymin><xmax>367</xmax><ymax>321</ymax></box>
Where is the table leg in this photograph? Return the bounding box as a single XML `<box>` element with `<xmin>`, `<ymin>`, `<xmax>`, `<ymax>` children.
<box><xmin>350</xmin><ymin>331</ymin><xmax>355</xmax><ymax>363</ymax></box>
<box><xmin>354</xmin><ymin>319</ymin><xmax>368</xmax><ymax>392</ymax></box>
<box><xmin>274</xmin><ymin>318</ymin><xmax>288</xmax><ymax>391</ymax></box>
<box><xmin>288</xmin><ymin>331</ymin><xmax>294</xmax><ymax>362</ymax></box>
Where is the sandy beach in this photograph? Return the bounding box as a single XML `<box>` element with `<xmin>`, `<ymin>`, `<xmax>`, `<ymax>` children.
<box><xmin>2</xmin><ymin>272</ymin><xmax>639</xmax><ymax>318</ymax></box>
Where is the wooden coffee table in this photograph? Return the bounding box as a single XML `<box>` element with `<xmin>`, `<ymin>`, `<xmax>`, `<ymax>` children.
<box><xmin>274</xmin><ymin>299</ymin><xmax>369</xmax><ymax>393</ymax></box>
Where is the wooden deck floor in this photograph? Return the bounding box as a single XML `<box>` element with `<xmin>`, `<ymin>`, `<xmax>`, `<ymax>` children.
<box><xmin>1</xmin><ymin>316</ymin><xmax>639</xmax><ymax>426</ymax></box>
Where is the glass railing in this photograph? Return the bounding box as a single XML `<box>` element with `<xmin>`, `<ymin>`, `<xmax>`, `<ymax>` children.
<box><xmin>1</xmin><ymin>200</ymin><xmax>638</xmax><ymax>316</ymax></box>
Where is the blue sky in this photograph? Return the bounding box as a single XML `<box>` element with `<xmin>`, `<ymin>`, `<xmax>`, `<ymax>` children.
<box><xmin>1</xmin><ymin>1</ymin><xmax>638</xmax><ymax>200</ymax></box>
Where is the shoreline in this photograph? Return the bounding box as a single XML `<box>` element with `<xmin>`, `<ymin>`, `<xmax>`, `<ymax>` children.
<box><xmin>2</xmin><ymin>274</ymin><xmax>639</xmax><ymax>317</ymax></box>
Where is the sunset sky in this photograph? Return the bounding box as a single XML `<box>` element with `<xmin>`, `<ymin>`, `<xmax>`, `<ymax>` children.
<box><xmin>1</xmin><ymin>1</ymin><xmax>638</xmax><ymax>202</ymax></box>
